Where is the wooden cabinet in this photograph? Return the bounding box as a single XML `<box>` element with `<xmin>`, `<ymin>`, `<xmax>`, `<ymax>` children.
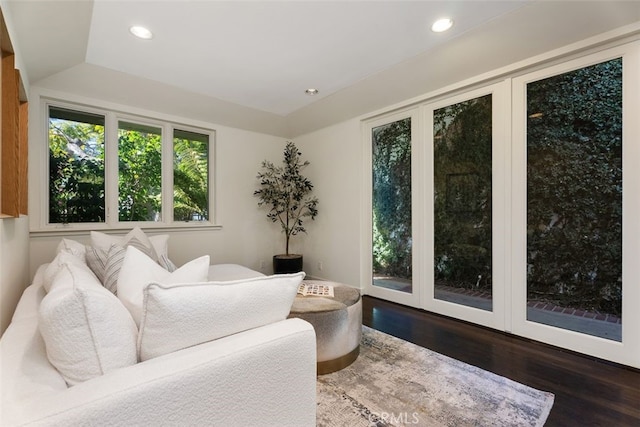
<box><xmin>0</xmin><ymin>9</ymin><xmax>28</xmax><ymax>218</ymax></box>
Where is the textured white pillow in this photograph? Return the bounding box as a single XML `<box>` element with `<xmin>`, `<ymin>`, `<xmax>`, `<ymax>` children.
<box><xmin>117</xmin><ymin>246</ymin><xmax>210</xmax><ymax>326</ymax></box>
<box><xmin>56</xmin><ymin>238</ymin><xmax>87</xmax><ymax>262</ymax></box>
<box><xmin>43</xmin><ymin>252</ymin><xmax>100</xmax><ymax>293</ymax></box>
<box><xmin>38</xmin><ymin>270</ymin><xmax>138</xmax><ymax>386</ymax></box>
<box><xmin>137</xmin><ymin>272</ymin><xmax>305</xmax><ymax>361</ymax></box>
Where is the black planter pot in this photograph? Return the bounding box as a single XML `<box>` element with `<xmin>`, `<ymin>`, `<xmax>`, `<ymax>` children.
<box><xmin>273</xmin><ymin>254</ymin><xmax>303</xmax><ymax>274</ymax></box>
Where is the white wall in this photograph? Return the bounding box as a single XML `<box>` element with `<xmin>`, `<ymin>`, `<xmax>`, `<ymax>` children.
<box><xmin>35</xmin><ymin>63</ymin><xmax>288</xmax><ymax>138</ymax></box>
<box><xmin>0</xmin><ymin>216</ymin><xmax>29</xmax><ymax>335</ymax></box>
<box><xmin>294</xmin><ymin>120</ymin><xmax>362</xmax><ymax>287</ymax></box>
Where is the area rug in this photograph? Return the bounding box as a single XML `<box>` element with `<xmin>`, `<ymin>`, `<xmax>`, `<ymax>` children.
<box><xmin>317</xmin><ymin>326</ymin><xmax>554</xmax><ymax>426</ymax></box>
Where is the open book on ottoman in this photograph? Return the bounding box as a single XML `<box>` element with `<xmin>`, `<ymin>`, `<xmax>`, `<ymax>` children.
<box><xmin>297</xmin><ymin>282</ymin><xmax>335</xmax><ymax>297</ymax></box>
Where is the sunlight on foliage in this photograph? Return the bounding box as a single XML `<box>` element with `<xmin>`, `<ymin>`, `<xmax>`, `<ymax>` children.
<box><xmin>49</xmin><ymin>111</ymin><xmax>105</xmax><ymax>223</ymax></box>
<box><xmin>173</xmin><ymin>132</ymin><xmax>209</xmax><ymax>221</ymax></box>
<box><xmin>372</xmin><ymin>118</ymin><xmax>412</xmax><ymax>280</ymax></box>
<box><xmin>118</xmin><ymin>123</ymin><xmax>162</xmax><ymax>221</ymax></box>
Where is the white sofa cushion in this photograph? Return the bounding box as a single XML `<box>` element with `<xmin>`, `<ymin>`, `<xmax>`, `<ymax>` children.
<box><xmin>1</xmin><ymin>283</ymin><xmax>69</xmax><ymax>421</ymax></box>
<box><xmin>137</xmin><ymin>272</ymin><xmax>305</xmax><ymax>361</ymax></box>
<box><xmin>207</xmin><ymin>263</ymin><xmax>265</xmax><ymax>281</ymax></box>
<box><xmin>117</xmin><ymin>246</ymin><xmax>210</xmax><ymax>326</ymax></box>
<box><xmin>38</xmin><ymin>268</ymin><xmax>138</xmax><ymax>386</ymax></box>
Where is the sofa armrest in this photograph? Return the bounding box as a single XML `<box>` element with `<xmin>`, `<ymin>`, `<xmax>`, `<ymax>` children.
<box><xmin>11</xmin><ymin>318</ymin><xmax>316</xmax><ymax>427</ymax></box>
<box><xmin>207</xmin><ymin>263</ymin><xmax>265</xmax><ymax>281</ymax></box>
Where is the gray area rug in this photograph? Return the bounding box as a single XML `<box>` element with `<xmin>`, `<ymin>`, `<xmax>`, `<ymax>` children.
<box><xmin>317</xmin><ymin>326</ymin><xmax>554</xmax><ymax>426</ymax></box>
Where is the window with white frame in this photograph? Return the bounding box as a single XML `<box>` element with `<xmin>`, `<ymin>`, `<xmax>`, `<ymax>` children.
<box><xmin>47</xmin><ymin>102</ymin><xmax>214</xmax><ymax>227</ymax></box>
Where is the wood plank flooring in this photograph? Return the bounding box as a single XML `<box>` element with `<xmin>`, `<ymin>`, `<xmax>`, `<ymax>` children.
<box><xmin>362</xmin><ymin>296</ymin><xmax>640</xmax><ymax>426</ymax></box>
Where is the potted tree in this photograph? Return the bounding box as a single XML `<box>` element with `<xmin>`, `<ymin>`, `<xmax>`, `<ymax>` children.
<box><xmin>255</xmin><ymin>141</ymin><xmax>319</xmax><ymax>274</ymax></box>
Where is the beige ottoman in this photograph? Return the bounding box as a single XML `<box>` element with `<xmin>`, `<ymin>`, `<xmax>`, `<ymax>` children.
<box><xmin>288</xmin><ymin>281</ymin><xmax>362</xmax><ymax>375</ymax></box>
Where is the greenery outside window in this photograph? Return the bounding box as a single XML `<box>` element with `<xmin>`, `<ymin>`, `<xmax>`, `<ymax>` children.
<box><xmin>48</xmin><ymin>107</ymin><xmax>106</xmax><ymax>224</ymax></box>
<box><xmin>118</xmin><ymin>121</ymin><xmax>162</xmax><ymax>222</ymax></box>
<box><xmin>46</xmin><ymin>102</ymin><xmax>215</xmax><ymax>227</ymax></box>
<box><xmin>173</xmin><ymin>129</ymin><xmax>209</xmax><ymax>222</ymax></box>
<box><xmin>371</xmin><ymin>118</ymin><xmax>412</xmax><ymax>292</ymax></box>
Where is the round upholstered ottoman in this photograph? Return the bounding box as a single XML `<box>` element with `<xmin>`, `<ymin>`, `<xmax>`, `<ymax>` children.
<box><xmin>288</xmin><ymin>281</ymin><xmax>362</xmax><ymax>375</ymax></box>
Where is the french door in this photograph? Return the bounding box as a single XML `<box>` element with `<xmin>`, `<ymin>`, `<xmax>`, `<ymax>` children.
<box><xmin>510</xmin><ymin>46</ymin><xmax>640</xmax><ymax>367</ymax></box>
<box><xmin>364</xmin><ymin>109</ymin><xmax>423</xmax><ymax>308</ymax></box>
<box><xmin>422</xmin><ymin>84</ymin><xmax>508</xmax><ymax>330</ymax></box>
<box><xmin>363</xmin><ymin>42</ymin><xmax>640</xmax><ymax>368</ymax></box>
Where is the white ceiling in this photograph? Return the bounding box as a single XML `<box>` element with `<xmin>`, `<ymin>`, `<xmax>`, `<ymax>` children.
<box><xmin>5</xmin><ymin>0</ymin><xmax>533</xmax><ymax>116</ymax></box>
<box><xmin>84</xmin><ymin>1</ymin><xmax>531</xmax><ymax>116</ymax></box>
<box><xmin>4</xmin><ymin>0</ymin><xmax>640</xmax><ymax>130</ymax></box>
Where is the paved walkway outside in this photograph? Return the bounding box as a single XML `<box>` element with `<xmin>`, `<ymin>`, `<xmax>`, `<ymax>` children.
<box><xmin>373</xmin><ymin>278</ymin><xmax>622</xmax><ymax>342</ymax></box>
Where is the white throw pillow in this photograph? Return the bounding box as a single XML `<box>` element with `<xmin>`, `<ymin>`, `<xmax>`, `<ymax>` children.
<box><xmin>90</xmin><ymin>227</ymin><xmax>159</xmax><ymax>261</ymax></box>
<box><xmin>38</xmin><ymin>270</ymin><xmax>138</xmax><ymax>386</ymax></box>
<box><xmin>117</xmin><ymin>246</ymin><xmax>210</xmax><ymax>326</ymax></box>
<box><xmin>86</xmin><ymin>228</ymin><xmax>179</xmax><ymax>292</ymax></box>
<box><xmin>137</xmin><ymin>272</ymin><xmax>305</xmax><ymax>361</ymax></box>
<box><xmin>85</xmin><ymin>244</ymin><xmax>127</xmax><ymax>294</ymax></box>
<box><xmin>43</xmin><ymin>252</ymin><xmax>100</xmax><ymax>293</ymax></box>
<box><xmin>148</xmin><ymin>234</ymin><xmax>176</xmax><ymax>271</ymax></box>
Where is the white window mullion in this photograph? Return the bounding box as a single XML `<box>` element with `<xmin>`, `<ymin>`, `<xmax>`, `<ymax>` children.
<box><xmin>491</xmin><ymin>81</ymin><xmax>509</xmax><ymax>332</ymax></box>
<box><xmin>411</xmin><ymin>107</ymin><xmax>425</xmax><ymax>308</ymax></box>
<box><xmin>621</xmin><ymin>43</ymin><xmax>640</xmax><ymax>367</ymax></box>
<box><xmin>423</xmin><ymin>105</ymin><xmax>435</xmax><ymax>311</ymax></box>
<box><xmin>40</xmin><ymin>98</ymin><xmax>52</xmax><ymax>229</ymax></box>
<box><xmin>162</xmin><ymin>124</ymin><xmax>174</xmax><ymax>225</ymax></box>
<box><xmin>500</xmin><ymin>78</ymin><xmax>514</xmax><ymax>334</ymax></box>
<box><xmin>208</xmin><ymin>131</ymin><xmax>217</xmax><ymax>225</ymax></box>
<box><xmin>104</xmin><ymin>112</ymin><xmax>119</xmax><ymax>227</ymax></box>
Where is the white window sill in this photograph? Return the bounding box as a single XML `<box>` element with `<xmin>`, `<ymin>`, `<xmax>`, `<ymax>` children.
<box><xmin>30</xmin><ymin>223</ymin><xmax>223</xmax><ymax>238</ymax></box>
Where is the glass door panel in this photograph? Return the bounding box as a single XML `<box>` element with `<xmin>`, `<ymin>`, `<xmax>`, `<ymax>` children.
<box><xmin>372</xmin><ymin>118</ymin><xmax>412</xmax><ymax>294</ymax></box>
<box><xmin>526</xmin><ymin>58</ymin><xmax>622</xmax><ymax>341</ymax></box>
<box><xmin>433</xmin><ymin>95</ymin><xmax>493</xmax><ymax>311</ymax></box>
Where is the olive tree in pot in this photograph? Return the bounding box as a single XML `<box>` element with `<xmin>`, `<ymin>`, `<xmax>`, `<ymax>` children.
<box><xmin>254</xmin><ymin>141</ymin><xmax>319</xmax><ymax>274</ymax></box>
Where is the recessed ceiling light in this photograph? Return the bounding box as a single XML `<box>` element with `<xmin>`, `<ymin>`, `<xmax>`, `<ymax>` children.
<box><xmin>305</xmin><ymin>88</ymin><xmax>319</xmax><ymax>96</ymax></box>
<box><xmin>431</xmin><ymin>18</ymin><xmax>453</xmax><ymax>33</ymax></box>
<box><xmin>129</xmin><ymin>25</ymin><xmax>153</xmax><ymax>40</ymax></box>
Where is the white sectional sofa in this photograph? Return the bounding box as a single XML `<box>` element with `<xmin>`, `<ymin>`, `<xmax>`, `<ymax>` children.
<box><xmin>1</xmin><ymin>247</ymin><xmax>317</xmax><ymax>426</ymax></box>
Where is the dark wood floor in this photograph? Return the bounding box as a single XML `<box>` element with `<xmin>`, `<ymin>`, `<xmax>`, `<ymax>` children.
<box><xmin>362</xmin><ymin>296</ymin><xmax>640</xmax><ymax>426</ymax></box>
